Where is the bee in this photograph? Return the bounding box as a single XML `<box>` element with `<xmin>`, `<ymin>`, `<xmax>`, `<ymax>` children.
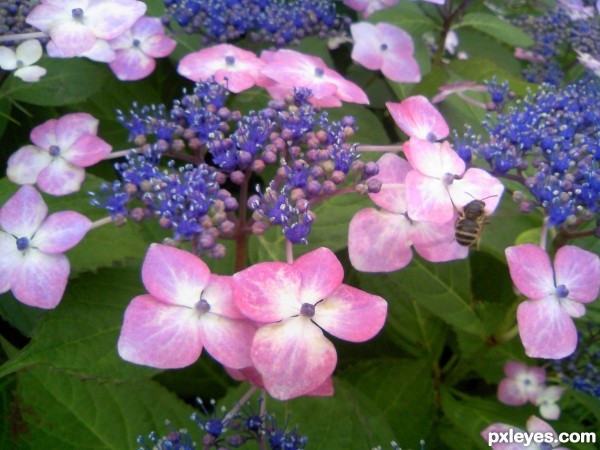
<box><xmin>455</xmin><ymin>195</ymin><xmax>496</xmax><ymax>249</ymax></box>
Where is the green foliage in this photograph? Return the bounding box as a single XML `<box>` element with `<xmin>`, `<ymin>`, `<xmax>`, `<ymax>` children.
<box><xmin>456</xmin><ymin>13</ymin><xmax>535</xmax><ymax>48</ymax></box>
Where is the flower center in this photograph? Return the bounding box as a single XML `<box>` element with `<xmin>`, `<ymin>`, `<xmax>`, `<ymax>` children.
<box><xmin>442</xmin><ymin>172</ymin><xmax>456</xmax><ymax>185</ymax></box>
<box><xmin>225</xmin><ymin>55</ymin><xmax>235</xmax><ymax>66</ymax></box>
<box><xmin>380</xmin><ymin>43</ymin><xmax>388</xmax><ymax>51</ymax></box>
<box><xmin>16</xmin><ymin>236</ymin><xmax>29</xmax><ymax>251</ymax></box>
<box><xmin>132</xmin><ymin>39</ymin><xmax>141</xmax><ymax>48</ymax></box>
<box><xmin>300</xmin><ymin>302</ymin><xmax>315</xmax><ymax>318</ymax></box>
<box><xmin>314</xmin><ymin>67</ymin><xmax>324</xmax><ymax>78</ymax></box>
<box><xmin>556</xmin><ymin>284</ymin><xmax>569</xmax><ymax>298</ymax></box>
<box><xmin>71</xmin><ymin>8</ymin><xmax>84</xmax><ymax>20</ymax></box>
<box><xmin>49</xmin><ymin>145</ymin><xmax>61</xmax><ymax>157</ymax></box>
<box><xmin>195</xmin><ymin>298</ymin><xmax>211</xmax><ymax>314</ymax></box>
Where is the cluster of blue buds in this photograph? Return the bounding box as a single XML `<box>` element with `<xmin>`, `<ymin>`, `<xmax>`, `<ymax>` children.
<box><xmin>0</xmin><ymin>0</ymin><xmax>42</xmax><ymax>46</ymax></box>
<box><xmin>137</xmin><ymin>397</ymin><xmax>307</xmax><ymax>450</ymax></box>
<box><xmin>162</xmin><ymin>0</ymin><xmax>349</xmax><ymax>46</ymax></box>
<box><xmin>91</xmin><ymin>80</ymin><xmax>373</xmax><ymax>254</ymax></box>
<box><xmin>552</xmin><ymin>323</ymin><xmax>600</xmax><ymax>397</ymax></box>
<box><xmin>513</xmin><ymin>1</ymin><xmax>600</xmax><ymax>85</ymax></box>
<box><xmin>456</xmin><ymin>77</ymin><xmax>600</xmax><ymax>231</ymax></box>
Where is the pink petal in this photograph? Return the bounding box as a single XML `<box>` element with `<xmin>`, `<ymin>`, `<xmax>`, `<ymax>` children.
<box><xmin>348</xmin><ymin>208</ymin><xmax>413</xmax><ymax>272</ymax></box>
<box><xmin>233</xmin><ymin>262</ymin><xmax>301</xmax><ymax>322</ymax></box>
<box><xmin>525</xmin><ymin>416</ymin><xmax>556</xmax><ymax>435</ymax></box>
<box><xmin>412</xmin><ymin>218</ymin><xmax>469</xmax><ymax>262</ymax></box>
<box><xmin>199</xmin><ymin>314</ymin><xmax>255</xmax><ymax>369</ymax></box>
<box><xmin>63</xmin><ymin>134</ymin><xmax>112</xmax><ymax>167</ymax></box>
<box><xmin>505</xmin><ymin>245</ymin><xmax>555</xmax><ymax>299</ymax></box>
<box><xmin>368</xmin><ymin>153</ymin><xmax>411</xmax><ymax>213</ymax></box>
<box><xmin>31</xmin><ymin>211</ymin><xmax>91</xmax><ymax>253</ymax></box>
<box><xmin>0</xmin><ymin>233</ymin><xmax>20</xmax><ymax>294</ymax></box>
<box><xmin>307</xmin><ymin>377</ymin><xmax>334</xmax><ymax>397</ymax></box>
<box><xmin>405</xmin><ymin>170</ymin><xmax>455</xmax><ymax>223</ymax></box>
<box><xmin>49</xmin><ymin>21</ymin><xmax>97</xmax><ymax>57</ymax></box>
<box><xmin>30</xmin><ymin>118</ymin><xmax>58</xmax><ymax>149</ymax></box>
<box><xmin>329</xmin><ymin>74</ymin><xmax>369</xmax><ymax>105</ymax></box>
<box><xmin>449</xmin><ymin>168</ymin><xmax>504</xmax><ymax>214</ymax></box>
<box><xmin>37</xmin><ymin>158</ymin><xmax>86</xmax><ymax>196</ymax></box>
<box><xmin>6</xmin><ymin>145</ymin><xmax>51</xmax><ymax>185</ymax></box>
<box><xmin>380</xmin><ymin>52</ymin><xmax>421</xmax><ymax>83</ymax></box>
<box><xmin>251</xmin><ymin>318</ymin><xmax>337</xmax><ymax>400</ymax></box>
<box><xmin>55</xmin><ymin>113</ymin><xmax>99</xmax><ymax>149</ymax></box>
<box><xmin>350</xmin><ymin>22</ymin><xmax>383</xmax><ymax>71</ymax></box>
<box><xmin>554</xmin><ymin>245</ymin><xmax>600</xmax><ymax>303</ymax></box>
<box><xmin>130</xmin><ymin>16</ymin><xmax>164</xmax><ymax>41</ymax></box>
<box><xmin>404</xmin><ymin>139</ymin><xmax>464</xmax><ymax>178</ymax></box>
<box><xmin>12</xmin><ymin>250</ymin><xmax>69</xmax><ymax>309</ymax></box>
<box><xmin>80</xmin><ymin>39</ymin><xmax>116</xmax><ymax>62</ymax></box>
<box><xmin>109</xmin><ymin>48</ymin><xmax>155</xmax><ymax>81</ymax></box>
<box><xmin>0</xmin><ymin>185</ymin><xmax>47</xmax><ymax>237</ymax></box>
<box><xmin>142</xmin><ymin>33</ymin><xmax>176</xmax><ymax>58</ymax></box>
<box><xmin>517</xmin><ymin>298</ymin><xmax>578</xmax><ymax>359</ymax></box>
<box><xmin>377</xmin><ymin>23</ymin><xmax>414</xmax><ymax>54</ymax></box>
<box><xmin>560</xmin><ymin>298</ymin><xmax>586</xmax><ymax>318</ymax></box>
<box><xmin>314</xmin><ymin>284</ymin><xmax>387</xmax><ymax>342</ymax></box>
<box><xmin>202</xmin><ymin>275</ymin><xmax>245</xmax><ymax>319</ymax></box>
<box><xmin>386</xmin><ymin>97</ymin><xmax>449</xmax><ymax>141</ymax></box>
<box><xmin>503</xmin><ymin>360</ymin><xmax>529</xmax><ymax>378</ymax></box>
<box><xmin>481</xmin><ymin>423</ymin><xmax>527</xmax><ymax>450</ymax></box>
<box><xmin>117</xmin><ymin>294</ymin><xmax>203</xmax><ymax>369</ymax></box>
<box><xmin>497</xmin><ymin>378</ymin><xmax>528</xmax><ymax>406</ymax></box>
<box><xmin>141</xmin><ymin>244</ymin><xmax>210</xmax><ymax>308</ymax></box>
<box><xmin>225</xmin><ymin>366</ymin><xmax>264</xmax><ymax>387</ymax></box>
<box><xmin>86</xmin><ymin>0</ymin><xmax>147</xmax><ymax>40</ymax></box>
<box><xmin>293</xmin><ymin>247</ymin><xmax>343</xmax><ymax>304</ymax></box>
<box><xmin>26</xmin><ymin>4</ymin><xmax>69</xmax><ymax>33</ymax></box>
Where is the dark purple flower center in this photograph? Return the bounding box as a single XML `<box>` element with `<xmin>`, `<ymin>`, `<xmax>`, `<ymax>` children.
<box><xmin>314</xmin><ymin>67</ymin><xmax>324</xmax><ymax>77</ymax></box>
<box><xmin>442</xmin><ymin>172</ymin><xmax>455</xmax><ymax>185</ymax></box>
<box><xmin>225</xmin><ymin>55</ymin><xmax>235</xmax><ymax>66</ymax></box>
<box><xmin>380</xmin><ymin>43</ymin><xmax>388</xmax><ymax>51</ymax></box>
<box><xmin>195</xmin><ymin>298</ymin><xmax>211</xmax><ymax>314</ymax></box>
<box><xmin>300</xmin><ymin>302</ymin><xmax>315</xmax><ymax>318</ymax></box>
<box><xmin>132</xmin><ymin>39</ymin><xmax>141</xmax><ymax>48</ymax></box>
<box><xmin>16</xmin><ymin>236</ymin><xmax>29</xmax><ymax>251</ymax></box>
<box><xmin>71</xmin><ymin>8</ymin><xmax>84</xmax><ymax>19</ymax></box>
<box><xmin>49</xmin><ymin>145</ymin><xmax>61</xmax><ymax>157</ymax></box>
<box><xmin>556</xmin><ymin>284</ymin><xmax>569</xmax><ymax>298</ymax></box>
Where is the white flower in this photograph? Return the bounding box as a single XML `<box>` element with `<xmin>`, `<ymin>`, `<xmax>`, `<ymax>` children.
<box><xmin>0</xmin><ymin>39</ymin><xmax>46</xmax><ymax>83</ymax></box>
<box><xmin>536</xmin><ymin>386</ymin><xmax>565</xmax><ymax>420</ymax></box>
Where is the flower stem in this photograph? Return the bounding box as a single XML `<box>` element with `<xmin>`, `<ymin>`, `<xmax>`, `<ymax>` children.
<box><xmin>89</xmin><ymin>216</ymin><xmax>113</xmax><ymax>230</ymax></box>
<box><xmin>356</xmin><ymin>144</ymin><xmax>403</xmax><ymax>152</ymax></box>
<box><xmin>223</xmin><ymin>385</ymin><xmax>258</xmax><ymax>422</ymax></box>
<box><xmin>286</xmin><ymin>239</ymin><xmax>294</xmax><ymax>264</ymax></box>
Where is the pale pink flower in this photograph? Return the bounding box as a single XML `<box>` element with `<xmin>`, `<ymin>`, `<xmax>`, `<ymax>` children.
<box><xmin>7</xmin><ymin>112</ymin><xmax>112</xmax><ymax>196</ymax></box>
<box><xmin>482</xmin><ymin>416</ymin><xmax>569</xmax><ymax>449</ymax></box>
<box><xmin>233</xmin><ymin>247</ymin><xmax>387</xmax><ymax>400</ymax></box>
<box><xmin>431</xmin><ymin>81</ymin><xmax>488</xmax><ymax>104</ymax></box>
<box><xmin>386</xmin><ymin>95</ymin><xmax>449</xmax><ymax>141</ymax></box>
<box><xmin>108</xmin><ymin>17</ymin><xmax>176</xmax><ymax>81</ymax></box>
<box><xmin>536</xmin><ymin>386</ymin><xmax>564</xmax><ymax>420</ymax></box>
<box><xmin>46</xmin><ymin>38</ymin><xmax>116</xmax><ymax>62</ymax></box>
<box><xmin>0</xmin><ymin>186</ymin><xmax>90</xmax><ymax>309</ymax></box>
<box><xmin>178</xmin><ymin>44</ymin><xmax>264</xmax><ymax>93</ymax></box>
<box><xmin>349</xmin><ymin>153</ymin><xmax>468</xmax><ymax>272</ymax></box>
<box><xmin>497</xmin><ymin>360</ymin><xmax>546</xmax><ymax>406</ymax></box>
<box><xmin>259</xmin><ymin>49</ymin><xmax>369</xmax><ymax>108</ymax></box>
<box><xmin>350</xmin><ymin>22</ymin><xmax>420</xmax><ymax>83</ymax></box>
<box><xmin>402</xmin><ymin>138</ymin><xmax>504</xmax><ymax>223</ymax></box>
<box><xmin>26</xmin><ymin>0</ymin><xmax>147</xmax><ymax>58</ymax></box>
<box><xmin>506</xmin><ymin>244</ymin><xmax>600</xmax><ymax>359</ymax></box>
<box><xmin>343</xmin><ymin>0</ymin><xmax>398</xmax><ymax>18</ymax></box>
<box><xmin>118</xmin><ymin>244</ymin><xmax>256</xmax><ymax>369</ymax></box>
<box><xmin>0</xmin><ymin>39</ymin><xmax>46</xmax><ymax>82</ymax></box>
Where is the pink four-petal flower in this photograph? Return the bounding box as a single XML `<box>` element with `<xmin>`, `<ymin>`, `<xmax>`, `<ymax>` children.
<box><xmin>0</xmin><ymin>186</ymin><xmax>91</xmax><ymax>309</ymax></box>
<box><xmin>118</xmin><ymin>244</ymin><xmax>256</xmax><ymax>369</ymax></box>
<box><xmin>7</xmin><ymin>112</ymin><xmax>112</xmax><ymax>196</ymax></box>
<box><xmin>481</xmin><ymin>416</ymin><xmax>569</xmax><ymax>450</ymax></box>
<box><xmin>506</xmin><ymin>244</ymin><xmax>600</xmax><ymax>359</ymax></box>
<box><xmin>386</xmin><ymin>95</ymin><xmax>450</xmax><ymax>141</ymax></box>
<box><xmin>497</xmin><ymin>360</ymin><xmax>546</xmax><ymax>406</ymax></box>
<box><xmin>233</xmin><ymin>247</ymin><xmax>387</xmax><ymax>400</ymax></box>
<box><xmin>343</xmin><ymin>0</ymin><xmax>398</xmax><ymax>18</ymax></box>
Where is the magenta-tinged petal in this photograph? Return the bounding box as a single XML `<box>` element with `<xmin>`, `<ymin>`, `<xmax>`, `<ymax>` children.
<box><xmin>0</xmin><ymin>185</ymin><xmax>47</xmax><ymax>237</ymax></box>
<box><xmin>330</xmin><ymin>74</ymin><xmax>369</xmax><ymax>105</ymax></box>
<box><xmin>110</xmin><ymin>48</ymin><xmax>155</xmax><ymax>81</ymax></box>
<box><xmin>503</xmin><ymin>360</ymin><xmax>528</xmax><ymax>378</ymax></box>
<box><xmin>314</xmin><ymin>284</ymin><xmax>387</xmax><ymax>342</ymax></box>
<box><xmin>554</xmin><ymin>245</ymin><xmax>600</xmax><ymax>303</ymax></box>
<box><xmin>86</xmin><ymin>0</ymin><xmax>147</xmax><ymax>40</ymax></box>
<box><xmin>63</xmin><ymin>134</ymin><xmax>112</xmax><ymax>167</ymax></box>
<box><xmin>525</xmin><ymin>416</ymin><xmax>556</xmax><ymax>435</ymax></box>
<box><xmin>26</xmin><ymin>4</ymin><xmax>70</xmax><ymax>32</ymax></box>
<box><xmin>517</xmin><ymin>298</ymin><xmax>578</xmax><ymax>359</ymax></box>
<box><xmin>381</xmin><ymin>52</ymin><xmax>421</xmax><ymax>83</ymax></box>
<box><xmin>117</xmin><ymin>294</ymin><xmax>202</xmax><ymax>369</ymax></box>
<box><xmin>348</xmin><ymin>208</ymin><xmax>413</xmax><ymax>272</ymax></box>
<box><xmin>251</xmin><ymin>318</ymin><xmax>337</xmax><ymax>400</ymax></box>
<box><xmin>233</xmin><ymin>262</ymin><xmax>301</xmax><ymax>322</ymax></box>
<box><xmin>80</xmin><ymin>38</ymin><xmax>116</xmax><ymax>62</ymax></box>
<box><xmin>55</xmin><ymin>113</ymin><xmax>99</xmax><ymax>149</ymax></box>
<box><xmin>30</xmin><ymin>118</ymin><xmax>58</xmax><ymax>149</ymax></box>
<box><xmin>199</xmin><ymin>314</ymin><xmax>255</xmax><ymax>369</ymax></box>
<box><xmin>31</xmin><ymin>211</ymin><xmax>91</xmax><ymax>253</ymax></box>
<box><xmin>505</xmin><ymin>244</ymin><xmax>555</xmax><ymax>299</ymax></box>
<box><xmin>6</xmin><ymin>145</ymin><xmax>51</xmax><ymax>185</ymax></box>
<box><xmin>481</xmin><ymin>423</ymin><xmax>527</xmax><ymax>450</ymax></box>
<box><xmin>202</xmin><ymin>275</ymin><xmax>245</xmax><ymax>319</ymax></box>
<box><xmin>49</xmin><ymin>21</ymin><xmax>97</xmax><ymax>57</ymax></box>
<box><xmin>405</xmin><ymin>170</ymin><xmax>454</xmax><ymax>223</ymax></box>
<box><xmin>142</xmin><ymin>244</ymin><xmax>210</xmax><ymax>308</ymax></box>
<box><xmin>12</xmin><ymin>250</ymin><xmax>69</xmax><ymax>309</ymax></box>
<box><xmin>225</xmin><ymin>366</ymin><xmax>264</xmax><ymax>387</ymax></box>
<box><xmin>307</xmin><ymin>377</ymin><xmax>334</xmax><ymax>397</ymax></box>
<box><xmin>404</xmin><ymin>139</ymin><xmax>464</xmax><ymax>178</ymax></box>
<box><xmin>497</xmin><ymin>378</ymin><xmax>528</xmax><ymax>406</ymax></box>
<box><xmin>0</xmin><ymin>233</ymin><xmax>20</xmax><ymax>294</ymax></box>
<box><xmin>449</xmin><ymin>168</ymin><xmax>504</xmax><ymax>214</ymax></box>
<box><xmin>142</xmin><ymin>33</ymin><xmax>176</xmax><ymax>58</ymax></box>
<box><xmin>37</xmin><ymin>159</ymin><xmax>85</xmax><ymax>196</ymax></box>
<box><xmin>378</xmin><ymin>22</ymin><xmax>414</xmax><ymax>53</ymax></box>
<box><xmin>412</xmin><ymin>218</ymin><xmax>469</xmax><ymax>262</ymax></box>
<box><xmin>293</xmin><ymin>247</ymin><xmax>343</xmax><ymax>304</ymax></box>
<box><xmin>386</xmin><ymin>97</ymin><xmax>449</xmax><ymax>141</ymax></box>
<box><xmin>350</xmin><ymin>22</ymin><xmax>383</xmax><ymax>70</ymax></box>
<box><xmin>368</xmin><ymin>153</ymin><xmax>411</xmax><ymax>213</ymax></box>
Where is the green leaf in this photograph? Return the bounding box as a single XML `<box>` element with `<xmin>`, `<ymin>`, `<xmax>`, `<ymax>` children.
<box><xmin>0</xmin><ymin>266</ymin><xmax>156</xmax><ymax>381</ymax></box>
<box><xmin>341</xmin><ymin>358</ymin><xmax>436</xmax><ymax>446</ymax></box>
<box><xmin>0</xmin><ymin>58</ymin><xmax>109</xmax><ymax>106</ymax></box>
<box><xmin>0</xmin><ymin>292</ymin><xmax>46</xmax><ymax>338</ymax></box>
<box><xmin>456</xmin><ymin>13</ymin><xmax>534</xmax><ymax>48</ymax></box>
<box><xmin>327</xmin><ymin>104</ymin><xmax>391</xmax><ymax>146</ymax></box>
<box><xmin>369</xmin><ymin>0</ymin><xmax>441</xmax><ymax>35</ymax></box>
<box><xmin>14</xmin><ymin>366</ymin><xmax>194</xmax><ymax>450</ymax></box>
<box><xmin>0</xmin><ymin>97</ymin><xmax>12</xmax><ymax>140</ymax></box>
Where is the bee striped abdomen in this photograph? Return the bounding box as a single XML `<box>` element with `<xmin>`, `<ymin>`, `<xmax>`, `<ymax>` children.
<box><xmin>455</xmin><ymin>218</ymin><xmax>480</xmax><ymax>246</ymax></box>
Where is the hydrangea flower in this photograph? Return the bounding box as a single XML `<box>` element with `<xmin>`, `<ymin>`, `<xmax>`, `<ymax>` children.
<box><xmin>535</xmin><ymin>386</ymin><xmax>565</xmax><ymax>420</ymax></box>
<box><xmin>118</xmin><ymin>244</ymin><xmax>256</xmax><ymax>369</ymax></box>
<box><xmin>0</xmin><ymin>39</ymin><xmax>46</xmax><ymax>82</ymax></box>
<box><xmin>108</xmin><ymin>17</ymin><xmax>176</xmax><ymax>81</ymax></box>
<box><xmin>497</xmin><ymin>360</ymin><xmax>546</xmax><ymax>406</ymax></box>
<box><xmin>259</xmin><ymin>48</ymin><xmax>369</xmax><ymax>107</ymax></box>
<box><xmin>233</xmin><ymin>247</ymin><xmax>387</xmax><ymax>400</ymax></box>
<box><xmin>481</xmin><ymin>416</ymin><xmax>569</xmax><ymax>450</ymax></box>
<box><xmin>7</xmin><ymin>112</ymin><xmax>112</xmax><ymax>196</ymax></box>
<box><xmin>0</xmin><ymin>186</ymin><xmax>91</xmax><ymax>309</ymax></box>
<box><xmin>26</xmin><ymin>0</ymin><xmax>147</xmax><ymax>57</ymax></box>
<box><xmin>342</xmin><ymin>0</ymin><xmax>398</xmax><ymax>18</ymax></box>
<box><xmin>349</xmin><ymin>153</ymin><xmax>468</xmax><ymax>272</ymax></box>
<box><xmin>178</xmin><ymin>44</ymin><xmax>264</xmax><ymax>93</ymax></box>
<box><xmin>386</xmin><ymin>95</ymin><xmax>449</xmax><ymax>141</ymax></box>
<box><xmin>350</xmin><ymin>22</ymin><xmax>420</xmax><ymax>83</ymax></box>
<box><xmin>505</xmin><ymin>244</ymin><xmax>600</xmax><ymax>359</ymax></box>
